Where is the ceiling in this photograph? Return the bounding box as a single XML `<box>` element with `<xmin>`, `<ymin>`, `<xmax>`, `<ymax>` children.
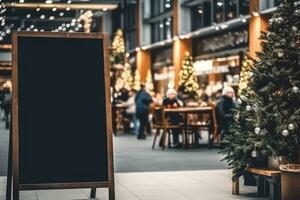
<box><xmin>0</xmin><ymin>0</ymin><xmax>120</xmax><ymax>44</ymax></box>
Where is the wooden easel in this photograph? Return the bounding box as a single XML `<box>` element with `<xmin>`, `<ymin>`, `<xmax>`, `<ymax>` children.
<box><xmin>6</xmin><ymin>32</ymin><xmax>115</xmax><ymax>200</ymax></box>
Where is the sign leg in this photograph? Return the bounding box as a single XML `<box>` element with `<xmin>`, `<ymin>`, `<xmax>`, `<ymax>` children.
<box><xmin>90</xmin><ymin>188</ymin><xmax>96</xmax><ymax>199</ymax></box>
<box><xmin>6</xmin><ymin>120</ymin><xmax>12</xmax><ymax>200</ymax></box>
<box><xmin>109</xmin><ymin>185</ymin><xmax>115</xmax><ymax>200</ymax></box>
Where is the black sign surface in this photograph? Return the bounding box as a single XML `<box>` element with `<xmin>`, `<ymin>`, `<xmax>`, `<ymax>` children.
<box><xmin>13</xmin><ymin>33</ymin><xmax>113</xmax><ymax>188</ymax></box>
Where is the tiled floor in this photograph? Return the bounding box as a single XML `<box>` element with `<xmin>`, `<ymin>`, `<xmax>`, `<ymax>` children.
<box><xmin>0</xmin><ymin>170</ymin><xmax>266</xmax><ymax>200</ymax></box>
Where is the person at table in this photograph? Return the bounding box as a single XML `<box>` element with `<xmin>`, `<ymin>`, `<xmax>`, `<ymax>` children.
<box><xmin>122</xmin><ymin>89</ymin><xmax>137</xmax><ymax>134</ymax></box>
<box><xmin>135</xmin><ymin>84</ymin><xmax>153</xmax><ymax>139</ymax></box>
<box><xmin>216</xmin><ymin>86</ymin><xmax>235</xmax><ymax>139</ymax></box>
<box><xmin>2</xmin><ymin>87</ymin><xmax>11</xmax><ymax>129</ymax></box>
<box><xmin>162</xmin><ymin>88</ymin><xmax>183</xmax><ymax>147</ymax></box>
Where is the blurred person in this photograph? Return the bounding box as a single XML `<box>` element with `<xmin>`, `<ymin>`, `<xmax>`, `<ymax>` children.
<box><xmin>0</xmin><ymin>87</ymin><xmax>4</xmax><ymax>120</ymax></box>
<box><xmin>200</xmin><ymin>93</ymin><xmax>215</xmax><ymax>107</ymax></box>
<box><xmin>162</xmin><ymin>88</ymin><xmax>183</xmax><ymax>147</ymax></box>
<box><xmin>122</xmin><ymin>89</ymin><xmax>137</xmax><ymax>134</ymax></box>
<box><xmin>135</xmin><ymin>84</ymin><xmax>153</xmax><ymax>139</ymax></box>
<box><xmin>216</xmin><ymin>86</ymin><xmax>235</xmax><ymax>139</ymax></box>
<box><xmin>3</xmin><ymin>87</ymin><xmax>12</xmax><ymax>129</ymax></box>
<box><xmin>152</xmin><ymin>93</ymin><xmax>163</xmax><ymax>107</ymax></box>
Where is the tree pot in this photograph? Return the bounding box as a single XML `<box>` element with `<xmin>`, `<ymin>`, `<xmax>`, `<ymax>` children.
<box><xmin>280</xmin><ymin>164</ymin><xmax>300</xmax><ymax>200</ymax></box>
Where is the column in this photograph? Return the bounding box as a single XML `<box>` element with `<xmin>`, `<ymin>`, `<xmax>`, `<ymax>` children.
<box><xmin>136</xmin><ymin>49</ymin><xmax>151</xmax><ymax>83</ymax></box>
<box><xmin>249</xmin><ymin>0</ymin><xmax>268</xmax><ymax>59</ymax></box>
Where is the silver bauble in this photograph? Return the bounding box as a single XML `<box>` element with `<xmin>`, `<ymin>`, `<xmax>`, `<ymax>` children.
<box><xmin>278</xmin><ymin>51</ymin><xmax>284</xmax><ymax>58</ymax></box>
<box><xmin>237</xmin><ymin>98</ymin><xmax>242</xmax><ymax>105</ymax></box>
<box><xmin>282</xmin><ymin>129</ymin><xmax>289</xmax><ymax>137</ymax></box>
<box><xmin>246</xmin><ymin>105</ymin><xmax>251</xmax><ymax>111</ymax></box>
<box><xmin>292</xmin><ymin>26</ymin><xmax>298</xmax><ymax>32</ymax></box>
<box><xmin>252</xmin><ymin>151</ymin><xmax>257</xmax><ymax>158</ymax></box>
<box><xmin>288</xmin><ymin>123</ymin><xmax>295</xmax><ymax>131</ymax></box>
<box><xmin>253</xmin><ymin>104</ymin><xmax>259</xmax><ymax>112</ymax></box>
<box><xmin>276</xmin><ymin>17</ymin><xmax>284</xmax><ymax>24</ymax></box>
<box><xmin>255</xmin><ymin>127</ymin><xmax>261</xmax><ymax>135</ymax></box>
<box><xmin>292</xmin><ymin>86</ymin><xmax>299</xmax><ymax>93</ymax></box>
<box><xmin>268</xmin><ymin>18</ymin><xmax>274</xmax><ymax>25</ymax></box>
<box><xmin>248</xmin><ymin>72</ymin><xmax>254</xmax><ymax>78</ymax></box>
<box><xmin>261</xmin><ymin>129</ymin><xmax>268</xmax><ymax>136</ymax></box>
<box><xmin>294</xmin><ymin>10</ymin><xmax>300</xmax><ymax>17</ymax></box>
<box><xmin>240</xmin><ymin>95</ymin><xmax>248</xmax><ymax>101</ymax></box>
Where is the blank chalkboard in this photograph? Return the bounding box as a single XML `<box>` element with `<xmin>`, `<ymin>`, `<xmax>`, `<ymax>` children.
<box><xmin>11</xmin><ymin>33</ymin><xmax>114</xmax><ymax>192</ymax></box>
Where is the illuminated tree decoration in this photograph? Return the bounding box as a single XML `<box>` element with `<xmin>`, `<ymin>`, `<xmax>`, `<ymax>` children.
<box><xmin>179</xmin><ymin>52</ymin><xmax>199</xmax><ymax>99</ymax></box>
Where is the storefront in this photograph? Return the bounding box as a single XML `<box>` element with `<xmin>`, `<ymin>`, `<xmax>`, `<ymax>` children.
<box><xmin>192</xmin><ymin>25</ymin><xmax>248</xmax><ymax>98</ymax></box>
<box><xmin>151</xmin><ymin>46</ymin><xmax>174</xmax><ymax>95</ymax></box>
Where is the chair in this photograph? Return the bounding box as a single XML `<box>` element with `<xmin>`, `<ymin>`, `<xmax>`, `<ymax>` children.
<box><xmin>152</xmin><ymin>107</ymin><xmax>183</xmax><ymax>150</ymax></box>
<box><xmin>186</xmin><ymin>106</ymin><xmax>217</xmax><ymax>147</ymax></box>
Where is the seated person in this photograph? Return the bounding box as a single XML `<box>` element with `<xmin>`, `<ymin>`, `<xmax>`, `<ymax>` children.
<box><xmin>121</xmin><ymin>89</ymin><xmax>137</xmax><ymax>133</ymax></box>
<box><xmin>161</xmin><ymin>88</ymin><xmax>183</xmax><ymax>147</ymax></box>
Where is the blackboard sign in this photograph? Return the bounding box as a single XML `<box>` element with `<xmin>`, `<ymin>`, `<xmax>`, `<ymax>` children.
<box><xmin>10</xmin><ymin>32</ymin><xmax>114</xmax><ymax>200</ymax></box>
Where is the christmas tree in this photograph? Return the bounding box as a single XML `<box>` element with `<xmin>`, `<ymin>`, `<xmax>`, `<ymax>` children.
<box><xmin>133</xmin><ymin>69</ymin><xmax>141</xmax><ymax>91</ymax></box>
<box><xmin>115</xmin><ymin>63</ymin><xmax>134</xmax><ymax>92</ymax></box>
<box><xmin>110</xmin><ymin>28</ymin><xmax>125</xmax><ymax>68</ymax></box>
<box><xmin>179</xmin><ymin>52</ymin><xmax>199</xmax><ymax>99</ymax></box>
<box><xmin>222</xmin><ymin>0</ymin><xmax>300</xmax><ymax>180</ymax></box>
<box><xmin>238</xmin><ymin>54</ymin><xmax>253</xmax><ymax>96</ymax></box>
<box><xmin>146</xmin><ymin>70</ymin><xmax>154</xmax><ymax>96</ymax></box>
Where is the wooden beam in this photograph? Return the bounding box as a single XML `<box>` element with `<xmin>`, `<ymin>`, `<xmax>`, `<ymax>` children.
<box><xmin>136</xmin><ymin>50</ymin><xmax>151</xmax><ymax>83</ymax></box>
<box><xmin>5</xmin><ymin>3</ymin><xmax>118</xmax><ymax>11</ymax></box>
<box><xmin>249</xmin><ymin>0</ymin><xmax>268</xmax><ymax>59</ymax></box>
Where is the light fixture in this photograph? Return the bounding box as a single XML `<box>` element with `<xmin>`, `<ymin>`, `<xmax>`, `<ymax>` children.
<box><xmin>102</xmin><ymin>7</ymin><xmax>108</xmax><ymax>11</ymax></box>
<box><xmin>40</xmin><ymin>15</ymin><xmax>45</xmax><ymax>19</ymax></box>
<box><xmin>30</xmin><ymin>24</ymin><xmax>34</xmax><ymax>29</ymax></box>
<box><xmin>221</xmin><ymin>24</ymin><xmax>228</xmax><ymax>29</ymax></box>
<box><xmin>67</xmin><ymin>0</ymin><xmax>72</xmax><ymax>4</ymax></box>
<box><xmin>252</xmin><ymin>11</ymin><xmax>260</xmax><ymax>17</ymax></box>
<box><xmin>173</xmin><ymin>36</ymin><xmax>179</xmax><ymax>41</ymax></box>
<box><xmin>165</xmin><ymin>3</ymin><xmax>171</xmax><ymax>8</ymax></box>
<box><xmin>59</xmin><ymin>12</ymin><xmax>64</xmax><ymax>16</ymax></box>
<box><xmin>214</xmin><ymin>26</ymin><xmax>220</xmax><ymax>31</ymax></box>
<box><xmin>217</xmin><ymin>1</ymin><xmax>223</xmax><ymax>7</ymax></box>
<box><xmin>159</xmin><ymin>23</ymin><xmax>164</xmax><ymax>28</ymax></box>
<box><xmin>66</xmin><ymin>7</ymin><xmax>71</xmax><ymax>11</ymax></box>
<box><xmin>36</xmin><ymin>7</ymin><xmax>40</xmax><ymax>12</ymax></box>
<box><xmin>19</xmin><ymin>0</ymin><xmax>25</xmax><ymax>3</ymax></box>
<box><xmin>49</xmin><ymin>16</ymin><xmax>55</xmax><ymax>20</ymax></box>
<box><xmin>135</xmin><ymin>47</ymin><xmax>141</xmax><ymax>52</ymax></box>
<box><xmin>45</xmin><ymin>0</ymin><xmax>53</xmax><ymax>4</ymax></box>
<box><xmin>241</xmin><ymin>18</ymin><xmax>247</xmax><ymax>23</ymax></box>
<box><xmin>26</xmin><ymin>14</ymin><xmax>31</xmax><ymax>18</ymax></box>
<box><xmin>52</xmin><ymin>7</ymin><xmax>57</xmax><ymax>12</ymax></box>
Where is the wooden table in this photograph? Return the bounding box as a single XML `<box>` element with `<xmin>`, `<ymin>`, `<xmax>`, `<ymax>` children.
<box><xmin>232</xmin><ymin>168</ymin><xmax>281</xmax><ymax>200</ymax></box>
<box><xmin>164</xmin><ymin>107</ymin><xmax>216</xmax><ymax>148</ymax></box>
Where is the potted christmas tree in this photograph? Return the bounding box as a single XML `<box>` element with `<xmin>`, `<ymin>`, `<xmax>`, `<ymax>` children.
<box><xmin>222</xmin><ymin>0</ymin><xmax>300</xmax><ymax>181</ymax></box>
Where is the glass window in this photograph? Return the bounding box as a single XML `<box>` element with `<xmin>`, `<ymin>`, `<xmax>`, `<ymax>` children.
<box><xmin>151</xmin><ymin>0</ymin><xmax>173</xmax><ymax>17</ymax></box>
<box><xmin>191</xmin><ymin>1</ymin><xmax>212</xmax><ymax>31</ymax></box>
<box><xmin>238</xmin><ymin>0</ymin><xmax>249</xmax><ymax>15</ymax></box>
<box><xmin>225</xmin><ymin>0</ymin><xmax>237</xmax><ymax>20</ymax></box>
<box><xmin>151</xmin><ymin>18</ymin><xmax>173</xmax><ymax>43</ymax></box>
<box><xmin>214</xmin><ymin>0</ymin><xmax>225</xmax><ymax>23</ymax></box>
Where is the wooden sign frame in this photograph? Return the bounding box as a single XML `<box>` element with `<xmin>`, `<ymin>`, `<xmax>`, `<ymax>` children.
<box><xmin>7</xmin><ymin>32</ymin><xmax>115</xmax><ymax>200</ymax></box>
